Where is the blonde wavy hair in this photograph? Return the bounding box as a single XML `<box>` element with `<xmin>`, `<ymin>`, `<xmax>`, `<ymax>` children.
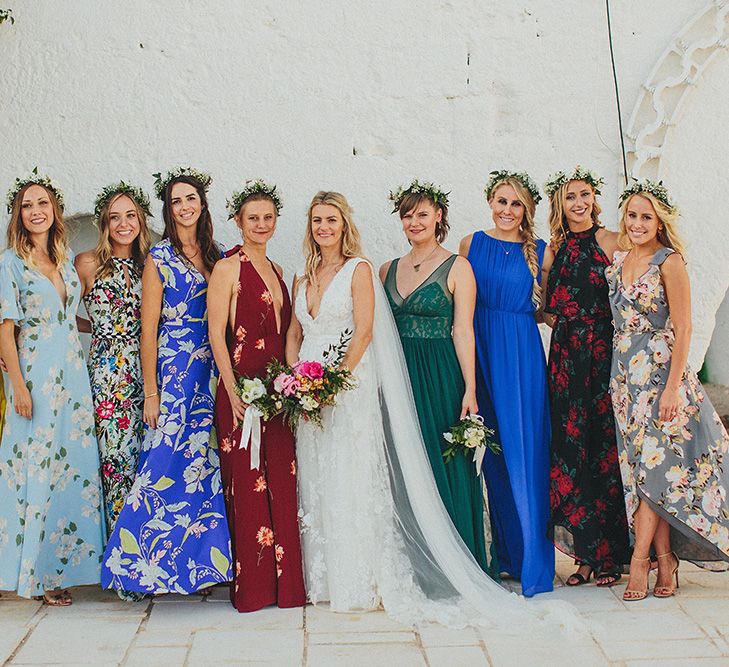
<box><xmin>6</xmin><ymin>183</ymin><xmax>68</xmax><ymax>268</ymax></box>
<box><xmin>618</xmin><ymin>192</ymin><xmax>685</xmax><ymax>255</ymax></box>
<box><xmin>489</xmin><ymin>178</ymin><xmax>542</xmax><ymax>309</ymax></box>
<box><xmin>95</xmin><ymin>192</ymin><xmax>152</xmax><ymax>280</ymax></box>
<box><xmin>547</xmin><ymin>179</ymin><xmax>603</xmax><ymax>251</ymax></box>
<box><xmin>303</xmin><ymin>191</ymin><xmax>363</xmax><ymax>287</ymax></box>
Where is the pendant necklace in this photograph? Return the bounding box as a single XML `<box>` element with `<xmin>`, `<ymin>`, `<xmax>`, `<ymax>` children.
<box><xmin>493</xmin><ymin>235</ymin><xmax>519</xmax><ymax>256</ymax></box>
<box><xmin>411</xmin><ymin>245</ymin><xmax>439</xmax><ymax>272</ymax></box>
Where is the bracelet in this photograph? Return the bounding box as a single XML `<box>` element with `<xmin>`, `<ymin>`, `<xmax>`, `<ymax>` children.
<box><xmin>144</xmin><ymin>392</ymin><xmax>158</xmax><ymax>399</ymax></box>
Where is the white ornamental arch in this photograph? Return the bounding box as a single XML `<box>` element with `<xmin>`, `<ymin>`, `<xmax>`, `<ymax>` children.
<box><xmin>625</xmin><ymin>0</ymin><xmax>729</xmax><ymax>370</ymax></box>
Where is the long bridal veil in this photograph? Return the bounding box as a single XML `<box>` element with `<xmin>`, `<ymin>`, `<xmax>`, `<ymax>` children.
<box><xmin>367</xmin><ymin>264</ymin><xmax>585</xmax><ymax>633</ymax></box>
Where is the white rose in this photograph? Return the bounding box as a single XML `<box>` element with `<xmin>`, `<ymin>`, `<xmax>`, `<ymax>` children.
<box><xmin>300</xmin><ymin>395</ymin><xmax>319</xmax><ymax>411</ymax></box>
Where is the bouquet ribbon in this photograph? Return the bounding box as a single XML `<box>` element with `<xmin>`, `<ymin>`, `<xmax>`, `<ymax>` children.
<box><xmin>239</xmin><ymin>405</ymin><xmax>263</xmax><ymax>470</ymax></box>
<box><xmin>473</xmin><ymin>444</ymin><xmax>487</xmax><ymax>477</ymax></box>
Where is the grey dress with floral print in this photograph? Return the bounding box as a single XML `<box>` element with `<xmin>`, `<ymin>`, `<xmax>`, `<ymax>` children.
<box><xmin>0</xmin><ymin>250</ymin><xmax>105</xmax><ymax>597</ymax></box>
<box><xmin>607</xmin><ymin>247</ymin><xmax>729</xmax><ymax>569</ymax></box>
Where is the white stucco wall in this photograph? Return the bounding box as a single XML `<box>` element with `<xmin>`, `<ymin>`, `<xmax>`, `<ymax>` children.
<box><xmin>1</xmin><ymin>0</ymin><xmax>725</xmax><ymax>370</ymax></box>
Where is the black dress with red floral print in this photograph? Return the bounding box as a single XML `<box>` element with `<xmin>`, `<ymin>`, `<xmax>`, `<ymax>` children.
<box><xmin>545</xmin><ymin>225</ymin><xmax>630</xmax><ymax>574</ymax></box>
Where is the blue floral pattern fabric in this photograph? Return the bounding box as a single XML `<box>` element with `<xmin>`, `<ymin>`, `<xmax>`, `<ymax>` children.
<box><xmin>0</xmin><ymin>250</ymin><xmax>104</xmax><ymax>597</ymax></box>
<box><xmin>101</xmin><ymin>239</ymin><xmax>232</xmax><ymax>594</ymax></box>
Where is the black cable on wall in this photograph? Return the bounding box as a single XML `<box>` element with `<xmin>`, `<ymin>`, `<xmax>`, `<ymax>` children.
<box><xmin>605</xmin><ymin>0</ymin><xmax>629</xmax><ymax>185</ymax></box>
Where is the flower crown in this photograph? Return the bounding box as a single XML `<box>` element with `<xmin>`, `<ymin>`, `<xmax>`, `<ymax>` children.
<box><xmin>484</xmin><ymin>170</ymin><xmax>542</xmax><ymax>204</ymax></box>
<box><xmin>94</xmin><ymin>181</ymin><xmax>152</xmax><ymax>222</ymax></box>
<box><xmin>388</xmin><ymin>179</ymin><xmax>450</xmax><ymax>214</ymax></box>
<box><xmin>6</xmin><ymin>167</ymin><xmax>65</xmax><ymax>214</ymax></box>
<box><xmin>619</xmin><ymin>179</ymin><xmax>677</xmax><ymax>213</ymax></box>
<box><xmin>544</xmin><ymin>165</ymin><xmax>604</xmax><ymax>198</ymax></box>
<box><xmin>227</xmin><ymin>179</ymin><xmax>283</xmax><ymax>218</ymax></box>
<box><xmin>153</xmin><ymin>166</ymin><xmax>212</xmax><ymax>201</ymax></box>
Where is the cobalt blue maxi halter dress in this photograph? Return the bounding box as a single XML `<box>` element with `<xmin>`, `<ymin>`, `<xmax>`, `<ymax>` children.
<box><xmin>468</xmin><ymin>231</ymin><xmax>554</xmax><ymax>597</ymax></box>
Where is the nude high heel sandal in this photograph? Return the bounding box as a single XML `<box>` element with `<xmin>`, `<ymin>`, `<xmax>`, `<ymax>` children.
<box><xmin>654</xmin><ymin>551</ymin><xmax>679</xmax><ymax>598</ymax></box>
<box><xmin>623</xmin><ymin>555</ymin><xmax>651</xmax><ymax>602</ymax></box>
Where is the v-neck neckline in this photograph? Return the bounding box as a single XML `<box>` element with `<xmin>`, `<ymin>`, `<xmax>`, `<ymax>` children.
<box><xmin>31</xmin><ymin>261</ymin><xmax>69</xmax><ymax>313</ymax></box>
<box><xmin>393</xmin><ymin>255</ymin><xmax>454</xmax><ymax>302</ymax></box>
<box><xmin>619</xmin><ymin>250</ymin><xmax>658</xmax><ymax>292</ymax></box>
<box><xmin>305</xmin><ymin>258</ymin><xmax>354</xmax><ymax>321</ymax></box>
<box><xmin>239</xmin><ymin>247</ymin><xmax>284</xmax><ymax>335</ymax></box>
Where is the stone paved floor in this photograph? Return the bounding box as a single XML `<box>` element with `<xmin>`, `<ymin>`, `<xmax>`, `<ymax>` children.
<box><xmin>2</xmin><ymin>551</ymin><xmax>728</xmax><ymax>666</ymax></box>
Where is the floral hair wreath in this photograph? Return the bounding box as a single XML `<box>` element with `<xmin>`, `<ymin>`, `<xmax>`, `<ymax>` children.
<box><xmin>619</xmin><ymin>178</ymin><xmax>678</xmax><ymax>214</ymax></box>
<box><xmin>544</xmin><ymin>165</ymin><xmax>604</xmax><ymax>198</ymax></box>
<box><xmin>152</xmin><ymin>166</ymin><xmax>212</xmax><ymax>201</ymax></box>
<box><xmin>388</xmin><ymin>179</ymin><xmax>450</xmax><ymax>214</ymax></box>
<box><xmin>227</xmin><ymin>179</ymin><xmax>283</xmax><ymax>218</ymax></box>
<box><xmin>6</xmin><ymin>167</ymin><xmax>65</xmax><ymax>214</ymax></box>
<box><xmin>484</xmin><ymin>170</ymin><xmax>542</xmax><ymax>204</ymax></box>
<box><xmin>94</xmin><ymin>181</ymin><xmax>153</xmax><ymax>223</ymax></box>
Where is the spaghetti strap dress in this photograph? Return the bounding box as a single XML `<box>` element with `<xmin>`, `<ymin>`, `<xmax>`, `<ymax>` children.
<box><xmin>384</xmin><ymin>255</ymin><xmax>489</xmax><ymax>572</ymax></box>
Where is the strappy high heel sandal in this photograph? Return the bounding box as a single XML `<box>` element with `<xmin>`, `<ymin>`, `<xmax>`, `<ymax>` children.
<box><xmin>654</xmin><ymin>551</ymin><xmax>679</xmax><ymax>598</ymax></box>
<box><xmin>623</xmin><ymin>555</ymin><xmax>651</xmax><ymax>602</ymax></box>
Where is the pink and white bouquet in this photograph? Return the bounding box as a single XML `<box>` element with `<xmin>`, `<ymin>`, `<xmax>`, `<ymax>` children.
<box><xmin>267</xmin><ymin>330</ymin><xmax>356</xmax><ymax>428</ymax></box>
<box><xmin>443</xmin><ymin>413</ymin><xmax>500</xmax><ymax>475</ymax></box>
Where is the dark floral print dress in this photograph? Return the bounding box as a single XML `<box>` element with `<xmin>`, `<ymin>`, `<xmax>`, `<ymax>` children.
<box><xmin>545</xmin><ymin>225</ymin><xmax>630</xmax><ymax>574</ymax></box>
<box><xmin>84</xmin><ymin>258</ymin><xmax>144</xmax><ymax>538</ymax></box>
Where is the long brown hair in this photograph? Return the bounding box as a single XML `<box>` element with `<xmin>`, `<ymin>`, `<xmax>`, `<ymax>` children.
<box><xmin>6</xmin><ymin>183</ymin><xmax>68</xmax><ymax>268</ymax></box>
<box><xmin>95</xmin><ymin>192</ymin><xmax>152</xmax><ymax>280</ymax></box>
<box><xmin>162</xmin><ymin>175</ymin><xmax>218</xmax><ymax>272</ymax></box>
<box><xmin>303</xmin><ymin>191</ymin><xmax>363</xmax><ymax>287</ymax></box>
<box><xmin>547</xmin><ymin>180</ymin><xmax>603</xmax><ymax>251</ymax></box>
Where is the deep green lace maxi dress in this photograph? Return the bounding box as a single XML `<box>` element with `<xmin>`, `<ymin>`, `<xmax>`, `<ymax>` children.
<box><xmin>384</xmin><ymin>255</ymin><xmax>489</xmax><ymax>571</ymax></box>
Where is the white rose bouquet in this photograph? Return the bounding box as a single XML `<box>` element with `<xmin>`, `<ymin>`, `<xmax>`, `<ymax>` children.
<box><xmin>443</xmin><ymin>414</ymin><xmax>500</xmax><ymax>475</ymax></box>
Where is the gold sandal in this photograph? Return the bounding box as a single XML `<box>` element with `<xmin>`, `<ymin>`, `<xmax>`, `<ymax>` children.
<box><xmin>654</xmin><ymin>551</ymin><xmax>679</xmax><ymax>598</ymax></box>
<box><xmin>623</xmin><ymin>556</ymin><xmax>650</xmax><ymax>602</ymax></box>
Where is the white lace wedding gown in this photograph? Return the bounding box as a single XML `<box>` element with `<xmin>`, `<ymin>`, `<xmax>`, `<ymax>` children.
<box><xmin>295</xmin><ymin>258</ymin><xmax>583</xmax><ymax>630</ymax></box>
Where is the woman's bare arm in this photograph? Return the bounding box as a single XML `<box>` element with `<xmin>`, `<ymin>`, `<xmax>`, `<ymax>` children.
<box><xmin>141</xmin><ymin>256</ymin><xmax>163</xmax><ymax>429</ymax></box>
<box><xmin>74</xmin><ymin>250</ymin><xmax>96</xmax><ymax>333</ymax></box>
<box><xmin>208</xmin><ymin>257</ymin><xmax>246</xmax><ymax>423</ymax></box>
<box><xmin>285</xmin><ymin>275</ymin><xmax>304</xmax><ymax>366</ymax></box>
<box><xmin>449</xmin><ymin>256</ymin><xmax>479</xmax><ymax>418</ymax></box>
<box><xmin>659</xmin><ymin>253</ymin><xmax>691</xmax><ymax>422</ymax></box>
<box><xmin>541</xmin><ymin>245</ymin><xmax>556</xmax><ymax>328</ymax></box>
<box><xmin>340</xmin><ymin>262</ymin><xmax>374</xmax><ymax>371</ymax></box>
<box><xmin>0</xmin><ymin>319</ymin><xmax>31</xmax><ymax>418</ymax></box>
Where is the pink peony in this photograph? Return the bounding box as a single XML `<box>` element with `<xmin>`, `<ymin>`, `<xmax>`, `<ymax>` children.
<box><xmin>294</xmin><ymin>360</ymin><xmax>324</xmax><ymax>380</ymax></box>
<box><xmin>274</xmin><ymin>373</ymin><xmax>301</xmax><ymax>397</ymax></box>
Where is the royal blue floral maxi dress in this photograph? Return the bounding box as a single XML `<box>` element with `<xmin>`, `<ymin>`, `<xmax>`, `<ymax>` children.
<box><xmin>0</xmin><ymin>250</ymin><xmax>104</xmax><ymax>597</ymax></box>
<box><xmin>468</xmin><ymin>232</ymin><xmax>555</xmax><ymax>596</ymax></box>
<box><xmin>101</xmin><ymin>239</ymin><xmax>232</xmax><ymax>594</ymax></box>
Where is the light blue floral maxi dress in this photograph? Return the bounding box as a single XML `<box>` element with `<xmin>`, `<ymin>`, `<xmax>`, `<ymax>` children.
<box><xmin>101</xmin><ymin>239</ymin><xmax>232</xmax><ymax>594</ymax></box>
<box><xmin>607</xmin><ymin>247</ymin><xmax>729</xmax><ymax>569</ymax></box>
<box><xmin>0</xmin><ymin>250</ymin><xmax>104</xmax><ymax>597</ymax></box>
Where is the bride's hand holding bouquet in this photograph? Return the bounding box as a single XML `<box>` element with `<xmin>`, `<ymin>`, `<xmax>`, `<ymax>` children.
<box><xmin>268</xmin><ymin>330</ymin><xmax>356</xmax><ymax>428</ymax></box>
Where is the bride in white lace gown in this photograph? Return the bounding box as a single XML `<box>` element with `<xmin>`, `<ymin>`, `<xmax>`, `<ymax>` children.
<box><xmin>286</xmin><ymin>191</ymin><xmax>582</xmax><ymax>630</ymax></box>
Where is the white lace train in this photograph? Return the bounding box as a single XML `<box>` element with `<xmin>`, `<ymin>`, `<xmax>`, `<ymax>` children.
<box><xmin>295</xmin><ymin>258</ymin><xmax>585</xmax><ymax>632</ymax></box>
